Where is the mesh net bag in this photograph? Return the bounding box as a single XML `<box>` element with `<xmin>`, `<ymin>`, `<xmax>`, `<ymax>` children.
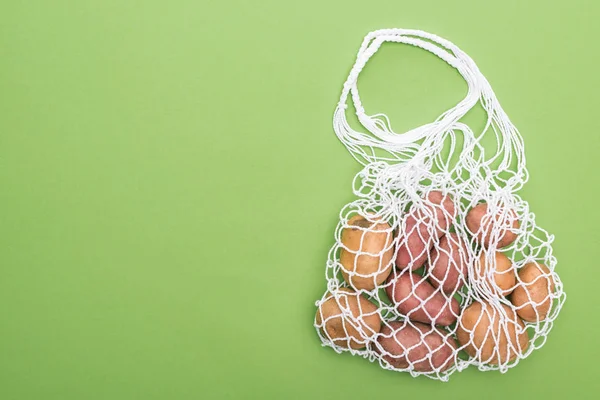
<box><xmin>313</xmin><ymin>29</ymin><xmax>566</xmax><ymax>381</ymax></box>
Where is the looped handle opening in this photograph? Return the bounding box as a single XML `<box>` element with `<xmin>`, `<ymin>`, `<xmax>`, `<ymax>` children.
<box><xmin>334</xmin><ymin>29</ymin><xmax>511</xmax><ymax>167</ymax></box>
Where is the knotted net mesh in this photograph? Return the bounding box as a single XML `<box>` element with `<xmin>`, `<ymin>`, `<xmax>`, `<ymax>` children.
<box><xmin>313</xmin><ymin>29</ymin><xmax>566</xmax><ymax>381</ymax></box>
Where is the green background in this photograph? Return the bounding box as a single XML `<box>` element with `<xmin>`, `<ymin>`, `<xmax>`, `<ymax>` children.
<box><xmin>1</xmin><ymin>0</ymin><xmax>598</xmax><ymax>398</ymax></box>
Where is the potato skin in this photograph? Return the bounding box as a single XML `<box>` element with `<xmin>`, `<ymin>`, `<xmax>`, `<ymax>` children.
<box><xmin>385</xmin><ymin>271</ymin><xmax>460</xmax><ymax>326</ymax></box>
<box><xmin>340</xmin><ymin>214</ymin><xmax>394</xmax><ymax>291</ymax></box>
<box><xmin>429</xmin><ymin>233</ymin><xmax>469</xmax><ymax>294</ymax></box>
<box><xmin>377</xmin><ymin>321</ymin><xmax>457</xmax><ymax>372</ymax></box>
<box><xmin>456</xmin><ymin>301</ymin><xmax>529</xmax><ymax>364</ymax></box>
<box><xmin>395</xmin><ymin>215</ymin><xmax>430</xmax><ymax>270</ymax></box>
<box><xmin>426</xmin><ymin>191</ymin><xmax>456</xmax><ymax>233</ymax></box>
<box><xmin>510</xmin><ymin>263</ymin><xmax>555</xmax><ymax>322</ymax></box>
<box><xmin>466</xmin><ymin>203</ymin><xmax>520</xmax><ymax>248</ymax></box>
<box><xmin>396</xmin><ymin>191</ymin><xmax>456</xmax><ymax>270</ymax></box>
<box><xmin>315</xmin><ymin>288</ymin><xmax>382</xmax><ymax>349</ymax></box>
<box><xmin>476</xmin><ymin>251</ymin><xmax>516</xmax><ymax>296</ymax></box>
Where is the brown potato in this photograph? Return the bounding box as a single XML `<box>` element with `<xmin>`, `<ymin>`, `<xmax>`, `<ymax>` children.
<box><xmin>429</xmin><ymin>233</ymin><xmax>469</xmax><ymax>294</ymax></box>
<box><xmin>510</xmin><ymin>263</ymin><xmax>555</xmax><ymax>322</ymax></box>
<box><xmin>315</xmin><ymin>288</ymin><xmax>382</xmax><ymax>349</ymax></box>
<box><xmin>376</xmin><ymin>321</ymin><xmax>457</xmax><ymax>372</ymax></box>
<box><xmin>466</xmin><ymin>203</ymin><xmax>520</xmax><ymax>248</ymax></box>
<box><xmin>476</xmin><ymin>251</ymin><xmax>516</xmax><ymax>296</ymax></box>
<box><xmin>340</xmin><ymin>214</ymin><xmax>394</xmax><ymax>291</ymax></box>
<box><xmin>396</xmin><ymin>191</ymin><xmax>456</xmax><ymax>270</ymax></box>
<box><xmin>456</xmin><ymin>301</ymin><xmax>529</xmax><ymax>364</ymax></box>
<box><xmin>385</xmin><ymin>271</ymin><xmax>460</xmax><ymax>326</ymax></box>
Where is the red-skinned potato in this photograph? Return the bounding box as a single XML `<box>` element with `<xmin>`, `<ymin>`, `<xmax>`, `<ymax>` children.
<box><xmin>385</xmin><ymin>271</ymin><xmax>460</xmax><ymax>326</ymax></box>
<box><xmin>395</xmin><ymin>215</ymin><xmax>430</xmax><ymax>270</ymax></box>
<box><xmin>376</xmin><ymin>321</ymin><xmax>457</xmax><ymax>372</ymax></box>
<box><xmin>396</xmin><ymin>191</ymin><xmax>456</xmax><ymax>270</ymax></box>
<box><xmin>429</xmin><ymin>233</ymin><xmax>469</xmax><ymax>294</ymax></box>
<box><xmin>427</xmin><ymin>191</ymin><xmax>457</xmax><ymax>233</ymax></box>
<box><xmin>466</xmin><ymin>203</ymin><xmax>520</xmax><ymax>248</ymax></box>
<box><xmin>340</xmin><ymin>214</ymin><xmax>394</xmax><ymax>291</ymax></box>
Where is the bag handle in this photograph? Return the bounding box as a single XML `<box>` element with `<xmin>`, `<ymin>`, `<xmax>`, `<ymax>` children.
<box><xmin>333</xmin><ymin>29</ymin><xmax>523</xmax><ymax>172</ymax></box>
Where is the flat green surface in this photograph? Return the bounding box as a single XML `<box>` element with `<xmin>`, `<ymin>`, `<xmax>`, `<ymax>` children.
<box><xmin>1</xmin><ymin>0</ymin><xmax>599</xmax><ymax>399</ymax></box>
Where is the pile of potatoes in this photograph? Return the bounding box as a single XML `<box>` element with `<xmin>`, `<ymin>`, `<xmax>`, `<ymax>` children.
<box><xmin>315</xmin><ymin>191</ymin><xmax>557</xmax><ymax>374</ymax></box>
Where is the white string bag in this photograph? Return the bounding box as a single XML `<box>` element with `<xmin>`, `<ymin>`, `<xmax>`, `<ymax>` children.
<box><xmin>314</xmin><ymin>29</ymin><xmax>566</xmax><ymax>381</ymax></box>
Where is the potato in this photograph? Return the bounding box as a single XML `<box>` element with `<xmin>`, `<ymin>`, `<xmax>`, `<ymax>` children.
<box><xmin>429</xmin><ymin>233</ymin><xmax>469</xmax><ymax>294</ymax></box>
<box><xmin>426</xmin><ymin>190</ymin><xmax>457</xmax><ymax>234</ymax></box>
<box><xmin>385</xmin><ymin>271</ymin><xmax>460</xmax><ymax>326</ymax></box>
<box><xmin>475</xmin><ymin>251</ymin><xmax>516</xmax><ymax>296</ymax></box>
<box><xmin>510</xmin><ymin>262</ymin><xmax>555</xmax><ymax>322</ymax></box>
<box><xmin>396</xmin><ymin>191</ymin><xmax>456</xmax><ymax>270</ymax></box>
<box><xmin>395</xmin><ymin>215</ymin><xmax>430</xmax><ymax>270</ymax></box>
<box><xmin>456</xmin><ymin>301</ymin><xmax>529</xmax><ymax>364</ymax></box>
<box><xmin>466</xmin><ymin>203</ymin><xmax>520</xmax><ymax>248</ymax></box>
<box><xmin>315</xmin><ymin>288</ymin><xmax>381</xmax><ymax>349</ymax></box>
<box><xmin>340</xmin><ymin>214</ymin><xmax>394</xmax><ymax>291</ymax></box>
<box><xmin>376</xmin><ymin>321</ymin><xmax>457</xmax><ymax>372</ymax></box>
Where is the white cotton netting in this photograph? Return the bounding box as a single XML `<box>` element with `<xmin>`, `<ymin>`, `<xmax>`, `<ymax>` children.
<box><xmin>313</xmin><ymin>29</ymin><xmax>566</xmax><ymax>381</ymax></box>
